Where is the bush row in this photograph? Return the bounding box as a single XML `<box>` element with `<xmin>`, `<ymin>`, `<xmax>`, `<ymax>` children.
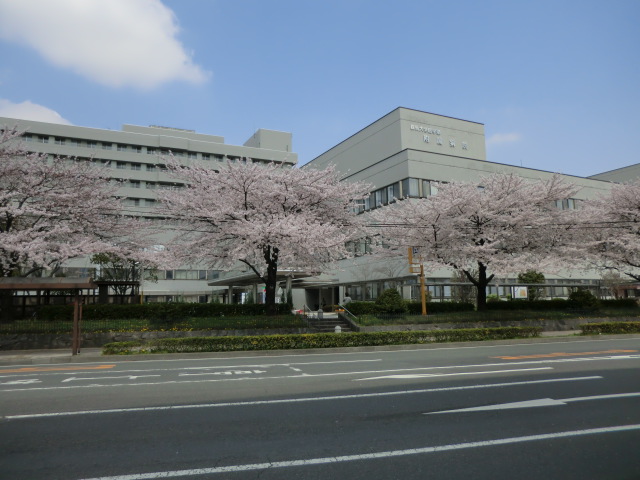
<box><xmin>580</xmin><ymin>321</ymin><xmax>640</xmax><ymax>335</ymax></box>
<box><xmin>347</xmin><ymin>301</ymin><xmax>475</xmax><ymax>316</ymax></box>
<box><xmin>36</xmin><ymin>302</ymin><xmax>292</xmax><ymax>321</ymax></box>
<box><xmin>485</xmin><ymin>298</ymin><xmax>637</xmax><ymax>311</ymax></box>
<box><xmin>102</xmin><ymin>326</ymin><xmax>542</xmax><ymax>355</ymax></box>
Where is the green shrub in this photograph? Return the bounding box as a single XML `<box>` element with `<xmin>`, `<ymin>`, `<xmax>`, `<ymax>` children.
<box><xmin>101</xmin><ymin>327</ymin><xmax>542</xmax><ymax>355</ymax></box>
<box><xmin>568</xmin><ymin>289</ymin><xmax>599</xmax><ymax>308</ymax></box>
<box><xmin>406</xmin><ymin>301</ymin><xmax>475</xmax><ymax>314</ymax></box>
<box><xmin>375</xmin><ymin>289</ymin><xmax>408</xmax><ymax>314</ymax></box>
<box><xmin>346</xmin><ymin>302</ymin><xmax>384</xmax><ymax>316</ymax></box>
<box><xmin>599</xmin><ymin>298</ymin><xmax>638</xmax><ymax>309</ymax></box>
<box><xmin>580</xmin><ymin>321</ymin><xmax>640</xmax><ymax>335</ymax></box>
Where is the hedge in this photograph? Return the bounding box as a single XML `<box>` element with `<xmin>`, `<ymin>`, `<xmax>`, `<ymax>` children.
<box><xmin>36</xmin><ymin>302</ymin><xmax>292</xmax><ymax>321</ymax></box>
<box><xmin>580</xmin><ymin>321</ymin><xmax>640</xmax><ymax>335</ymax></box>
<box><xmin>347</xmin><ymin>301</ymin><xmax>474</xmax><ymax>316</ymax></box>
<box><xmin>102</xmin><ymin>326</ymin><xmax>542</xmax><ymax>355</ymax></box>
<box><xmin>485</xmin><ymin>298</ymin><xmax>639</xmax><ymax>311</ymax></box>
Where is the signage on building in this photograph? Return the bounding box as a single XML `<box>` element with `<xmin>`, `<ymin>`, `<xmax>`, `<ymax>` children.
<box><xmin>409</xmin><ymin>124</ymin><xmax>468</xmax><ymax>150</ymax></box>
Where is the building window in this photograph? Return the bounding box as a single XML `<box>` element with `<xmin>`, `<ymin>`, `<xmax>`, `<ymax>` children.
<box><xmin>102</xmin><ymin>143</ymin><xmax>112</xmax><ymax>150</ymax></box>
<box><xmin>188</xmin><ymin>152</ymin><xmax>198</xmax><ymax>159</ymax></box>
<box><xmin>130</xmin><ymin>180</ymin><xmax>140</xmax><ymax>188</ymax></box>
<box><xmin>116</xmin><ymin>162</ymin><xmax>127</xmax><ymax>169</ymax></box>
<box><xmin>87</xmin><ymin>141</ymin><xmax>97</xmax><ymax>149</ymax></box>
<box><xmin>38</xmin><ymin>135</ymin><xmax>49</xmax><ymax>144</ymax></box>
<box><xmin>214</xmin><ymin>154</ymin><xmax>224</xmax><ymax>161</ymax></box>
<box><xmin>202</xmin><ymin>154</ymin><xmax>210</xmax><ymax>161</ymax></box>
<box><xmin>374</xmin><ymin>188</ymin><xmax>388</xmax><ymax>207</ymax></box>
<box><xmin>54</xmin><ymin>137</ymin><xmax>65</xmax><ymax>145</ymax></box>
<box><xmin>387</xmin><ymin>183</ymin><xmax>400</xmax><ymax>203</ymax></box>
<box><xmin>145</xmin><ymin>182</ymin><xmax>156</xmax><ymax>189</ymax></box>
<box><xmin>131</xmin><ymin>163</ymin><xmax>141</xmax><ymax>171</ymax></box>
<box><xmin>117</xmin><ymin>144</ymin><xmax>127</xmax><ymax>152</ymax></box>
<box><xmin>402</xmin><ymin>178</ymin><xmax>420</xmax><ymax>198</ymax></box>
<box><xmin>146</xmin><ymin>164</ymin><xmax>157</xmax><ymax>172</ymax></box>
<box><xmin>132</xmin><ymin>146</ymin><xmax>142</xmax><ymax>154</ymax></box>
<box><xmin>23</xmin><ymin>134</ymin><xmax>33</xmax><ymax>142</ymax></box>
<box><xmin>147</xmin><ymin>148</ymin><xmax>156</xmax><ymax>155</ymax></box>
<box><xmin>70</xmin><ymin>138</ymin><xmax>81</xmax><ymax>147</ymax></box>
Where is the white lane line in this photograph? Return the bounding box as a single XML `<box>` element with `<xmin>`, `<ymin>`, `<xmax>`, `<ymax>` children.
<box><xmin>61</xmin><ymin>375</ymin><xmax>161</xmax><ymax>383</ymax></box>
<box><xmin>4</xmin><ymin>376</ymin><xmax>601</xmax><ymax>420</ymax></box>
<box><xmin>356</xmin><ymin>367</ymin><xmax>552</xmax><ymax>381</ymax></box>
<box><xmin>427</xmin><ymin>391</ymin><xmax>640</xmax><ymax>414</ymax></box>
<box><xmin>77</xmin><ymin>424</ymin><xmax>640</xmax><ymax>480</ymax></box>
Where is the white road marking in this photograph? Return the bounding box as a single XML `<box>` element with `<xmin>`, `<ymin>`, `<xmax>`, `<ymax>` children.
<box><xmin>0</xmin><ymin>378</ymin><xmax>42</xmax><ymax>385</ymax></box>
<box><xmin>77</xmin><ymin>424</ymin><xmax>640</xmax><ymax>480</ymax></box>
<box><xmin>356</xmin><ymin>367</ymin><xmax>552</xmax><ymax>381</ymax></box>
<box><xmin>61</xmin><ymin>375</ymin><xmax>161</xmax><ymax>383</ymax></box>
<box><xmin>2</xmin><ymin>349</ymin><xmax>635</xmax><ymax>392</ymax></box>
<box><xmin>427</xmin><ymin>391</ymin><xmax>640</xmax><ymax>414</ymax></box>
<box><xmin>179</xmin><ymin>370</ymin><xmax>266</xmax><ymax>376</ymax></box>
<box><xmin>0</xmin><ymin>359</ymin><xmax>382</xmax><ymax>378</ymax></box>
<box><xmin>4</xmin><ymin>376</ymin><xmax>601</xmax><ymax>420</ymax></box>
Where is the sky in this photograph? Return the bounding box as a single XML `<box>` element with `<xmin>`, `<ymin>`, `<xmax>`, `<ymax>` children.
<box><xmin>0</xmin><ymin>0</ymin><xmax>638</xmax><ymax>177</ymax></box>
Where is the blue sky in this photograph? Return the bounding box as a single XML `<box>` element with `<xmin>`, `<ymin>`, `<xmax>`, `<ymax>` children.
<box><xmin>0</xmin><ymin>0</ymin><xmax>638</xmax><ymax>176</ymax></box>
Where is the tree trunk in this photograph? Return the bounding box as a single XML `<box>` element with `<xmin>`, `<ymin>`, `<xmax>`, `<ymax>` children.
<box><xmin>463</xmin><ymin>262</ymin><xmax>494</xmax><ymax>311</ymax></box>
<box><xmin>475</xmin><ymin>262</ymin><xmax>494</xmax><ymax>311</ymax></box>
<box><xmin>0</xmin><ymin>290</ymin><xmax>14</xmax><ymax>322</ymax></box>
<box><xmin>263</xmin><ymin>245</ymin><xmax>279</xmax><ymax>315</ymax></box>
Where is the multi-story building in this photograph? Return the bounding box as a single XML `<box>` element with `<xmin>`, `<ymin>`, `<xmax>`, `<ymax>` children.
<box><xmin>294</xmin><ymin>107</ymin><xmax>618</xmax><ymax>308</ymax></box>
<box><xmin>1</xmin><ymin>116</ymin><xmax>297</xmax><ymax>302</ymax></box>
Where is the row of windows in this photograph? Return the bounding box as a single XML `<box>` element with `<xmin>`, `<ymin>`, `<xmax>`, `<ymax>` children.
<box><xmin>22</xmin><ymin>134</ymin><xmax>273</xmax><ymax>164</ymax></box>
<box><xmin>162</xmin><ymin>270</ymin><xmax>220</xmax><ymax>280</ymax></box>
<box><xmin>354</xmin><ymin>178</ymin><xmax>441</xmax><ymax>212</ymax></box>
<box><xmin>355</xmin><ymin>177</ymin><xmax>580</xmax><ymax>213</ymax></box>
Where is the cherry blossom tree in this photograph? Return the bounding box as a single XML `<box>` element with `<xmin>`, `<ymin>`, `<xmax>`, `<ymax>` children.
<box><xmin>155</xmin><ymin>158</ymin><xmax>370</xmax><ymax>314</ymax></box>
<box><xmin>579</xmin><ymin>180</ymin><xmax>640</xmax><ymax>282</ymax></box>
<box><xmin>369</xmin><ymin>173</ymin><xmax>579</xmax><ymax>310</ymax></box>
<box><xmin>0</xmin><ymin>127</ymin><xmax>145</xmax><ymax>316</ymax></box>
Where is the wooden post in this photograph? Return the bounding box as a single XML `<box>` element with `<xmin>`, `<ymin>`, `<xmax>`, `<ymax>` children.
<box><xmin>72</xmin><ymin>293</ymin><xmax>82</xmax><ymax>355</ymax></box>
<box><xmin>420</xmin><ymin>264</ymin><xmax>427</xmax><ymax>316</ymax></box>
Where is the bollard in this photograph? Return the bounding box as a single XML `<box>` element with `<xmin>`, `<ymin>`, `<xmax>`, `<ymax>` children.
<box><xmin>334</xmin><ymin>325</ymin><xmax>342</xmax><ymax>333</ymax></box>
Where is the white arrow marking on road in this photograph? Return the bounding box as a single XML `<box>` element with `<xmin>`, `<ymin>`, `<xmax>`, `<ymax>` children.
<box><xmin>0</xmin><ymin>379</ymin><xmax>42</xmax><ymax>385</ymax></box>
<box><xmin>426</xmin><ymin>391</ymin><xmax>640</xmax><ymax>414</ymax></box>
<box><xmin>356</xmin><ymin>367</ymin><xmax>552</xmax><ymax>381</ymax></box>
<box><xmin>61</xmin><ymin>375</ymin><xmax>161</xmax><ymax>383</ymax></box>
<box><xmin>179</xmin><ymin>370</ymin><xmax>267</xmax><ymax>376</ymax></box>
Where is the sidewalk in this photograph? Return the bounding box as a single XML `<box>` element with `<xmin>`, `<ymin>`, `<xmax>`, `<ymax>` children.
<box><xmin>0</xmin><ymin>330</ymin><xmax>601</xmax><ymax>367</ymax></box>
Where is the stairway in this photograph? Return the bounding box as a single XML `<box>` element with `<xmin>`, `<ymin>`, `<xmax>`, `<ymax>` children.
<box><xmin>307</xmin><ymin>312</ymin><xmax>354</xmax><ymax>333</ymax></box>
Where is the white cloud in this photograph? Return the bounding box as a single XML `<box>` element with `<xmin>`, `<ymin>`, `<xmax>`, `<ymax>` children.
<box><xmin>0</xmin><ymin>99</ymin><xmax>72</xmax><ymax>124</ymax></box>
<box><xmin>486</xmin><ymin>132</ymin><xmax>523</xmax><ymax>147</ymax></box>
<box><xmin>0</xmin><ymin>0</ymin><xmax>209</xmax><ymax>89</ymax></box>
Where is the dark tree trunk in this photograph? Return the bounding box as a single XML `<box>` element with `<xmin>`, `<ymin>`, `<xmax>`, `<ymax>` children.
<box><xmin>0</xmin><ymin>290</ymin><xmax>14</xmax><ymax>322</ymax></box>
<box><xmin>263</xmin><ymin>245</ymin><xmax>279</xmax><ymax>315</ymax></box>
<box><xmin>463</xmin><ymin>262</ymin><xmax>494</xmax><ymax>311</ymax></box>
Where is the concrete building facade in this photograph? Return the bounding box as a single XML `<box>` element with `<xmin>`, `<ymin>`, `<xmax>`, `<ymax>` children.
<box><xmin>298</xmin><ymin>108</ymin><xmax>617</xmax><ymax>308</ymax></box>
<box><xmin>1</xmin><ymin>116</ymin><xmax>297</xmax><ymax>302</ymax></box>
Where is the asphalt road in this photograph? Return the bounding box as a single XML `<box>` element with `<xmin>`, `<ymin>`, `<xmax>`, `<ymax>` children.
<box><xmin>1</xmin><ymin>337</ymin><xmax>639</xmax><ymax>479</ymax></box>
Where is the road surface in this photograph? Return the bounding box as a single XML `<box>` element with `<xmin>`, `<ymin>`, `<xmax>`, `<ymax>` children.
<box><xmin>1</xmin><ymin>336</ymin><xmax>639</xmax><ymax>479</ymax></box>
